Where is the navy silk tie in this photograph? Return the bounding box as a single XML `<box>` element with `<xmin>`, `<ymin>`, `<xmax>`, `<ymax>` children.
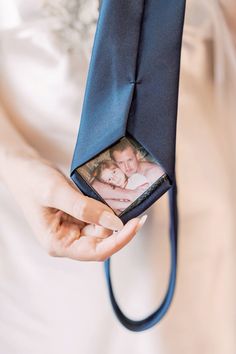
<box><xmin>71</xmin><ymin>0</ymin><xmax>186</xmax><ymax>331</ymax></box>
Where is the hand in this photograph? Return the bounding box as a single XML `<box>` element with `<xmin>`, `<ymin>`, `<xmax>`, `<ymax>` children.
<box><xmin>3</xmin><ymin>153</ymin><xmax>147</xmax><ymax>261</ymax></box>
<box><xmin>133</xmin><ymin>183</ymin><xmax>150</xmax><ymax>198</ymax></box>
<box><xmin>138</xmin><ymin>182</ymin><xmax>150</xmax><ymax>189</ymax></box>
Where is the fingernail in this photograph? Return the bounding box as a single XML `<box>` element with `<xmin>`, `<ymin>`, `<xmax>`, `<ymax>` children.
<box><xmin>135</xmin><ymin>214</ymin><xmax>148</xmax><ymax>233</ymax></box>
<box><xmin>99</xmin><ymin>211</ymin><xmax>123</xmax><ymax>231</ymax></box>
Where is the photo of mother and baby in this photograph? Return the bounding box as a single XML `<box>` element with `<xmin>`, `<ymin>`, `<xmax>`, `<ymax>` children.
<box><xmin>77</xmin><ymin>137</ymin><xmax>165</xmax><ymax>215</ymax></box>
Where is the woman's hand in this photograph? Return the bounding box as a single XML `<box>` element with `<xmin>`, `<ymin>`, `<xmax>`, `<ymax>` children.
<box><xmin>2</xmin><ymin>153</ymin><xmax>147</xmax><ymax>261</ymax></box>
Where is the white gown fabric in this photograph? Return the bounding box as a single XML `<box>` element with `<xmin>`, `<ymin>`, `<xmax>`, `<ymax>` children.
<box><xmin>0</xmin><ymin>1</ymin><xmax>236</xmax><ymax>353</ymax></box>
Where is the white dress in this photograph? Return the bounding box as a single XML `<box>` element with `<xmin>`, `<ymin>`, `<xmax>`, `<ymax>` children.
<box><xmin>0</xmin><ymin>1</ymin><xmax>236</xmax><ymax>354</ymax></box>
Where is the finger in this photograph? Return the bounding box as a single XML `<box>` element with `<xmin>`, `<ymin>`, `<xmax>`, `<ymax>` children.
<box><xmin>94</xmin><ymin>218</ymin><xmax>142</xmax><ymax>260</ymax></box>
<box><xmin>60</xmin><ymin>212</ymin><xmax>86</xmax><ymax>228</ymax></box>
<box><xmin>63</xmin><ymin>216</ymin><xmax>147</xmax><ymax>261</ymax></box>
<box><xmin>47</xmin><ymin>210</ymin><xmax>63</xmax><ymax>234</ymax></box>
<box><xmin>81</xmin><ymin>224</ymin><xmax>113</xmax><ymax>238</ymax></box>
<box><xmin>51</xmin><ymin>222</ymin><xmax>81</xmax><ymax>255</ymax></box>
<box><xmin>47</xmin><ymin>179</ymin><xmax>123</xmax><ymax>231</ymax></box>
<box><xmin>60</xmin><ymin>225</ymin><xmax>81</xmax><ymax>248</ymax></box>
<box><xmin>44</xmin><ymin>209</ymin><xmax>80</xmax><ymax>233</ymax></box>
<box><xmin>54</xmin><ymin>220</ymin><xmax>76</xmax><ymax>241</ymax></box>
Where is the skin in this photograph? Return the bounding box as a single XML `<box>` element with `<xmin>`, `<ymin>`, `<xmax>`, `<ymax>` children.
<box><xmin>100</xmin><ymin>166</ymin><xmax>128</xmax><ymax>188</ymax></box>
<box><xmin>91</xmin><ymin>178</ymin><xmax>147</xmax><ymax>202</ymax></box>
<box><xmin>112</xmin><ymin>146</ymin><xmax>140</xmax><ymax>178</ymax></box>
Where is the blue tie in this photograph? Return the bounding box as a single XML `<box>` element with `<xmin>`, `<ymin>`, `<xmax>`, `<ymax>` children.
<box><xmin>71</xmin><ymin>0</ymin><xmax>186</xmax><ymax>331</ymax></box>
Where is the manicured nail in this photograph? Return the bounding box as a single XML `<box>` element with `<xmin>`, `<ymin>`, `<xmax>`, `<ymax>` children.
<box><xmin>99</xmin><ymin>211</ymin><xmax>123</xmax><ymax>231</ymax></box>
<box><xmin>135</xmin><ymin>214</ymin><xmax>148</xmax><ymax>233</ymax></box>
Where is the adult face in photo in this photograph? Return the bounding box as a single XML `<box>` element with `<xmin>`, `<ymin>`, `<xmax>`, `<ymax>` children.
<box><xmin>110</xmin><ymin>145</ymin><xmax>140</xmax><ymax>178</ymax></box>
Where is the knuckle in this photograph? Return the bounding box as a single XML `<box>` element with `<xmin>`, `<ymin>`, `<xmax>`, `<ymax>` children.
<box><xmin>46</xmin><ymin>241</ymin><xmax>58</xmax><ymax>257</ymax></box>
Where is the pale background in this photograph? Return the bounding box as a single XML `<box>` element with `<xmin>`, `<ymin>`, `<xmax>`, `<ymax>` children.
<box><xmin>0</xmin><ymin>0</ymin><xmax>235</xmax><ymax>353</ymax></box>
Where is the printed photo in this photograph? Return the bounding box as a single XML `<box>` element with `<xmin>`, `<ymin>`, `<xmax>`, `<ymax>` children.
<box><xmin>76</xmin><ymin>136</ymin><xmax>167</xmax><ymax>215</ymax></box>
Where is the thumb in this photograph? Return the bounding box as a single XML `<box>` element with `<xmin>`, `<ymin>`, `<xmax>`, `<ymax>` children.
<box><xmin>46</xmin><ymin>177</ymin><xmax>124</xmax><ymax>231</ymax></box>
